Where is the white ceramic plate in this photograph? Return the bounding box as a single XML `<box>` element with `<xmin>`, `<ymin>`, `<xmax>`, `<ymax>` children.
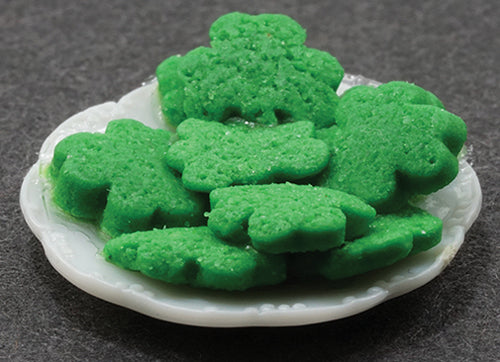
<box><xmin>20</xmin><ymin>75</ymin><xmax>482</xmax><ymax>327</ymax></box>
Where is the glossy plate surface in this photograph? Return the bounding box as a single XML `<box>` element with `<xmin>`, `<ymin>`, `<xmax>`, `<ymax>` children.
<box><xmin>20</xmin><ymin>75</ymin><xmax>482</xmax><ymax>327</ymax></box>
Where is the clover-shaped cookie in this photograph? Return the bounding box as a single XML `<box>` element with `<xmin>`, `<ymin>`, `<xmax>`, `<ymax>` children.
<box><xmin>318</xmin><ymin>81</ymin><xmax>467</xmax><ymax>212</ymax></box>
<box><xmin>156</xmin><ymin>12</ymin><xmax>344</xmax><ymax>128</ymax></box>
<box><xmin>207</xmin><ymin>183</ymin><xmax>376</xmax><ymax>254</ymax></box>
<box><xmin>290</xmin><ymin>205</ymin><xmax>442</xmax><ymax>280</ymax></box>
<box><xmin>103</xmin><ymin>227</ymin><xmax>287</xmax><ymax>291</ymax></box>
<box><xmin>166</xmin><ymin>119</ymin><xmax>330</xmax><ymax>192</ymax></box>
<box><xmin>49</xmin><ymin>119</ymin><xmax>206</xmax><ymax>237</ymax></box>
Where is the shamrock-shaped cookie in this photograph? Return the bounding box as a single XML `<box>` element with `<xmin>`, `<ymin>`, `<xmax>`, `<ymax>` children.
<box><xmin>207</xmin><ymin>183</ymin><xmax>376</xmax><ymax>253</ymax></box>
<box><xmin>318</xmin><ymin>81</ymin><xmax>467</xmax><ymax>212</ymax></box>
<box><xmin>103</xmin><ymin>227</ymin><xmax>287</xmax><ymax>291</ymax></box>
<box><xmin>290</xmin><ymin>205</ymin><xmax>442</xmax><ymax>280</ymax></box>
<box><xmin>49</xmin><ymin>119</ymin><xmax>206</xmax><ymax>237</ymax></box>
<box><xmin>157</xmin><ymin>12</ymin><xmax>344</xmax><ymax>128</ymax></box>
<box><xmin>166</xmin><ymin>119</ymin><xmax>330</xmax><ymax>192</ymax></box>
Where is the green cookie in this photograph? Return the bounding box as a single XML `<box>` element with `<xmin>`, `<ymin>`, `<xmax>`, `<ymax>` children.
<box><xmin>49</xmin><ymin>119</ymin><xmax>206</xmax><ymax>237</ymax></box>
<box><xmin>166</xmin><ymin>119</ymin><xmax>330</xmax><ymax>192</ymax></box>
<box><xmin>318</xmin><ymin>81</ymin><xmax>467</xmax><ymax>212</ymax></box>
<box><xmin>103</xmin><ymin>227</ymin><xmax>287</xmax><ymax>291</ymax></box>
<box><xmin>157</xmin><ymin>12</ymin><xmax>343</xmax><ymax>128</ymax></box>
<box><xmin>208</xmin><ymin>183</ymin><xmax>376</xmax><ymax>253</ymax></box>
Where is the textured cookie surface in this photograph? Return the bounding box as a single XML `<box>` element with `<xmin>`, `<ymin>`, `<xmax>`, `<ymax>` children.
<box><xmin>318</xmin><ymin>81</ymin><xmax>467</xmax><ymax>212</ymax></box>
<box><xmin>290</xmin><ymin>205</ymin><xmax>443</xmax><ymax>280</ymax></box>
<box><xmin>208</xmin><ymin>183</ymin><xmax>376</xmax><ymax>253</ymax></box>
<box><xmin>166</xmin><ymin>119</ymin><xmax>330</xmax><ymax>192</ymax></box>
<box><xmin>156</xmin><ymin>12</ymin><xmax>343</xmax><ymax>128</ymax></box>
<box><xmin>103</xmin><ymin>227</ymin><xmax>287</xmax><ymax>291</ymax></box>
<box><xmin>49</xmin><ymin>119</ymin><xmax>206</xmax><ymax>237</ymax></box>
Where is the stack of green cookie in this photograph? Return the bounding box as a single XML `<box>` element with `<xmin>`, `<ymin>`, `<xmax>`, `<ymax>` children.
<box><xmin>49</xmin><ymin>12</ymin><xmax>467</xmax><ymax>291</ymax></box>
